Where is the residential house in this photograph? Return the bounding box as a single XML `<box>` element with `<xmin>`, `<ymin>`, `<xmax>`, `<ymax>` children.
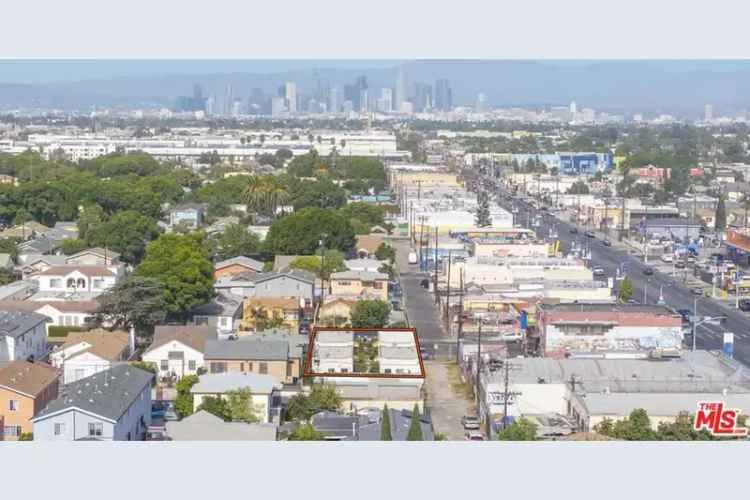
<box><xmin>33</xmin><ymin>265</ymin><xmax>123</xmax><ymax>298</ymax></box>
<box><xmin>313</xmin><ymin>407</ymin><xmax>436</xmax><ymax>441</ymax></box>
<box><xmin>165</xmin><ymin>410</ymin><xmax>277</xmax><ymax>441</ymax></box>
<box><xmin>32</xmin><ymin>365</ymin><xmax>153</xmax><ymax>441</ymax></box>
<box><xmin>17</xmin><ymin>236</ymin><xmax>60</xmax><ymax>256</ymax></box>
<box><xmin>142</xmin><ymin>325</ymin><xmax>216</xmax><ymax>380</ymax></box>
<box><xmin>49</xmin><ymin>329</ymin><xmax>133</xmax><ymax>384</ymax></box>
<box><xmin>205</xmin><ymin>216</ymin><xmax>240</xmax><ymax>236</ymax></box>
<box><xmin>65</xmin><ymin>247</ymin><xmax>121</xmax><ymax>266</ymax></box>
<box><xmin>204</xmin><ymin>338</ymin><xmax>301</xmax><ymax>384</ymax></box>
<box><xmin>242</xmin><ymin>296</ymin><xmax>301</xmax><ymax>333</ymax></box>
<box><xmin>44</xmin><ymin>222</ymin><xmax>79</xmax><ymax>243</ymax></box>
<box><xmin>0</xmin><ymin>281</ymin><xmax>38</xmax><ymax>301</ymax></box>
<box><xmin>318</xmin><ymin>296</ymin><xmax>359</xmax><ymax>325</ymax></box>
<box><xmin>630</xmin><ymin>165</ymin><xmax>671</xmax><ymax>186</ymax></box>
<box><xmin>723</xmin><ymin>182</ymin><xmax>750</xmax><ymax>203</ymax></box>
<box><xmin>253</xmin><ymin>269</ymin><xmax>316</xmax><ymax>309</ymax></box>
<box><xmin>214</xmin><ymin>271</ymin><xmax>259</xmax><ymax>298</ymax></box>
<box><xmin>329</xmin><ymin>270</ymin><xmax>389</xmax><ymax>301</ymax></box>
<box><xmin>190</xmin><ymin>372</ymin><xmax>282</xmax><ymax>423</ymax></box>
<box><xmin>15</xmin><ymin>254</ymin><xmax>67</xmax><ymax>278</ymax></box>
<box><xmin>272</xmin><ymin>255</ymin><xmax>301</xmax><ymax>271</ymax></box>
<box><xmin>214</xmin><ymin>256</ymin><xmax>264</xmax><ymax>279</ymax></box>
<box><xmin>355</xmin><ymin>234</ymin><xmax>385</xmax><ymax>259</ymax></box>
<box><xmin>191</xmin><ymin>291</ymin><xmax>243</xmax><ymax>335</ymax></box>
<box><xmin>0</xmin><ymin>311</ymin><xmax>49</xmax><ymax>362</ymax></box>
<box><xmin>0</xmin><ymin>361</ymin><xmax>59</xmax><ymax>440</ymax></box>
<box><xmin>715</xmin><ymin>169</ymin><xmax>737</xmax><ymax>184</ymax></box>
<box><xmin>344</xmin><ymin>258</ymin><xmax>384</xmax><ymax>273</ymax></box>
<box><xmin>168</xmin><ymin>203</ymin><xmax>207</xmax><ymax>229</ymax></box>
<box><xmin>0</xmin><ymin>299</ymin><xmax>98</xmax><ymax>328</ymax></box>
<box><xmin>0</xmin><ymin>221</ymin><xmax>50</xmax><ymax>241</ymax></box>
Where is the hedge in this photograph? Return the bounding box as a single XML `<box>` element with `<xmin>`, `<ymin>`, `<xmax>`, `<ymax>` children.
<box><xmin>48</xmin><ymin>325</ymin><xmax>86</xmax><ymax>337</ymax></box>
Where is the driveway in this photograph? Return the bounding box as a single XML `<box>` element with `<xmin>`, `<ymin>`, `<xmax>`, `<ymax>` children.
<box><xmin>424</xmin><ymin>361</ymin><xmax>476</xmax><ymax>440</ymax></box>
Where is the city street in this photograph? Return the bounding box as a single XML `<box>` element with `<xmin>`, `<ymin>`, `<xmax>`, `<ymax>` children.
<box><xmin>494</xmin><ymin>186</ymin><xmax>750</xmax><ymax>367</ymax></box>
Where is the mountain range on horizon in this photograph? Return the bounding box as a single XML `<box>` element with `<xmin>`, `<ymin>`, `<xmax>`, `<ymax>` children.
<box><xmin>2</xmin><ymin>59</ymin><xmax>750</xmax><ymax>116</ymax></box>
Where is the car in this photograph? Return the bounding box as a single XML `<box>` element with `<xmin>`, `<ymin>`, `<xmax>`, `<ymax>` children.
<box><xmin>146</xmin><ymin>430</ymin><xmax>172</xmax><ymax>441</ymax></box>
<box><xmin>676</xmin><ymin>308</ymin><xmax>692</xmax><ymax>322</ymax></box>
<box><xmin>739</xmin><ymin>300</ymin><xmax>750</xmax><ymax>312</ymax></box>
<box><xmin>593</xmin><ymin>267</ymin><xmax>606</xmax><ymax>277</ymax></box>
<box><xmin>602</xmin><ymin>239</ymin><xmax>612</xmax><ymax>247</ymax></box>
<box><xmin>419</xmin><ymin>347</ymin><xmax>431</xmax><ymax>360</ymax></box>
<box><xmin>419</xmin><ymin>278</ymin><xmax>430</xmax><ymax>289</ymax></box>
<box><xmin>643</xmin><ymin>267</ymin><xmax>654</xmax><ymax>276</ymax></box>
<box><xmin>465</xmin><ymin>432</ymin><xmax>485</xmax><ymax>441</ymax></box>
<box><xmin>390</xmin><ymin>300</ymin><xmax>402</xmax><ymax>311</ymax></box>
<box><xmin>164</xmin><ymin>402</ymin><xmax>179</xmax><ymax>421</ymax></box>
<box><xmin>675</xmin><ymin>261</ymin><xmax>686</xmax><ymax>269</ymax></box>
<box><xmin>299</xmin><ymin>323</ymin><xmax>311</xmax><ymax>335</ymax></box>
<box><xmin>691</xmin><ymin>288</ymin><xmax>704</xmax><ymax>296</ymax></box>
<box><xmin>585</xmin><ymin>230</ymin><xmax>596</xmax><ymax>238</ymax></box>
<box><xmin>626</xmin><ymin>299</ymin><xmax>639</xmax><ymax>304</ymax></box>
<box><xmin>661</xmin><ymin>254</ymin><xmax>673</xmax><ymax>263</ymax></box>
<box><xmin>569</xmin><ymin>227</ymin><xmax>578</xmax><ymax>234</ymax></box>
<box><xmin>461</xmin><ymin>415</ymin><xmax>481</xmax><ymax>430</ymax></box>
<box><xmin>151</xmin><ymin>403</ymin><xmax>166</xmax><ymax>420</ymax></box>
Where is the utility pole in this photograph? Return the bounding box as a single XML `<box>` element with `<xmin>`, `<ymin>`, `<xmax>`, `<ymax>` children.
<box><xmin>692</xmin><ymin>298</ymin><xmax>698</xmax><ymax>352</ymax></box>
<box><xmin>434</xmin><ymin>227</ymin><xmax>440</xmax><ymax>305</ymax></box>
<box><xmin>476</xmin><ymin>320</ymin><xmax>482</xmax><ymax>415</ymax></box>
<box><xmin>456</xmin><ymin>267</ymin><xmax>464</xmax><ymax>363</ymax></box>
<box><xmin>418</xmin><ymin>216</ymin><xmax>426</xmax><ymax>271</ymax></box>
<box><xmin>502</xmin><ymin>360</ymin><xmax>511</xmax><ymax>430</ymax></box>
<box><xmin>446</xmin><ymin>251</ymin><xmax>452</xmax><ymax>336</ymax></box>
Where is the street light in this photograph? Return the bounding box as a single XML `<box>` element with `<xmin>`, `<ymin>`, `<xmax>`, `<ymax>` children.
<box><xmin>691</xmin><ymin>297</ymin><xmax>727</xmax><ymax>352</ymax></box>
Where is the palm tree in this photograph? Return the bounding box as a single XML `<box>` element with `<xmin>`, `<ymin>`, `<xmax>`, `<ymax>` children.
<box><xmin>242</xmin><ymin>176</ymin><xmax>267</xmax><ymax>214</ymax></box>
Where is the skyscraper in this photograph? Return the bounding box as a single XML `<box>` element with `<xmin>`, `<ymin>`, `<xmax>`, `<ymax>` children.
<box><xmin>434</xmin><ymin>79</ymin><xmax>452</xmax><ymax>111</ymax></box>
<box><xmin>271</xmin><ymin>96</ymin><xmax>286</xmax><ymax>117</ymax></box>
<box><xmin>379</xmin><ymin>88</ymin><xmax>393</xmax><ymax>112</ymax></box>
<box><xmin>413</xmin><ymin>82</ymin><xmax>432</xmax><ymax>112</ymax></box>
<box><xmin>705</xmin><ymin>104</ymin><xmax>714</xmax><ymax>122</ymax></box>
<box><xmin>224</xmin><ymin>83</ymin><xmax>234</xmax><ymax>117</ymax></box>
<box><xmin>570</xmin><ymin>101</ymin><xmax>577</xmax><ymax>114</ymax></box>
<box><xmin>329</xmin><ymin>86</ymin><xmax>341</xmax><ymax>113</ymax></box>
<box><xmin>395</xmin><ymin>64</ymin><xmax>406</xmax><ymax>112</ymax></box>
<box><xmin>285</xmin><ymin>82</ymin><xmax>297</xmax><ymax>113</ymax></box>
<box><xmin>359</xmin><ymin>88</ymin><xmax>369</xmax><ymax>113</ymax></box>
<box><xmin>476</xmin><ymin>93</ymin><xmax>487</xmax><ymax>112</ymax></box>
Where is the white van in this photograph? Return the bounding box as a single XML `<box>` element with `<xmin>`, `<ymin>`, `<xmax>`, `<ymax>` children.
<box><xmin>408</xmin><ymin>252</ymin><xmax>418</xmax><ymax>264</ymax></box>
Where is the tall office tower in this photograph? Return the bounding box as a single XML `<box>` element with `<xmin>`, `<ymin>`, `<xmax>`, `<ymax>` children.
<box><xmin>271</xmin><ymin>96</ymin><xmax>287</xmax><ymax>117</ymax></box>
<box><xmin>570</xmin><ymin>101</ymin><xmax>577</xmax><ymax>115</ymax></box>
<box><xmin>705</xmin><ymin>104</ymin><xmax>714</xmax><ymax>122</ymax></box>
<box><xmin>413</xmin><ymin>82</ymin><xmax>432</xmax><ymax>112</ymax></box>
<box><xmin>206</xmin><ymin>96</ymin><xmax>215</xmax><ymax>116</ymax></box>
<box><xmin>231</xmin><ymin>100</ymin><xmax>241</xmax><ymax>118</ymax></box>
<box><xmin>224</xmin><ymin>83</ymin><xmax>234</xmax><ymax>117</ymax></box>
<box><xmin>476</xmin><ymin>93</ymin><xmax>487</xmax><ymax>112</ymax></box>
<box><xmin>329</xmin><ymin>86</ymin><xmax>341</xmax><ymax>113</ymax></box>
<box><xmin>395</xmin><ymin>64</ymin><xmax>406</xmax><ymax>112</ymax></box>
<box><xmin>434</xmin><ymin>78</ymin><xmax>452</xmax><ymax>111</ymax></box>
<box><xmin>380</xmin><ymin>88</ymin><xmax>393</xmax><ymax>112</ymax></box>
<box><xmin>342</xmin><ymin>100</ymin><xmax>354</xmax><ymax>114</ymax></box>
<box><xmin>285</xmin><ymin>82</ymin><xmax>297</xmax><ymax>113</ymax></box>
<box><xmin>193</xmin><ymin>84</ymin><xmax>203</xmax><ymax>101</ymax></box>
<box><xmin>359</xmin><ymin>89</ymin><xmax>369</xmax><ymax>113</ymax></box>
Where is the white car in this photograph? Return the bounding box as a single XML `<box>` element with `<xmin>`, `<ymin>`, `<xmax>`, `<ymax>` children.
<box><xmin>661</xmin><ymin>254</ymin><xmax>673</xmax><ymax>263</ymax></box>
<box><xmin>593</xmin><ymin>267</ymin><xmax>606</xmax><ymax>277</ymax></box>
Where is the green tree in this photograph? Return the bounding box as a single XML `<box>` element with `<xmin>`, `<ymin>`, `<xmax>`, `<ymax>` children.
<box><xmin>374</xmin><ymin>243</ymin><xmax>396</xmax><ymax>263</ymax></box>
<box><xmin>129</xmin><ymin>361</ymin><xmax>157</xmax><ymax>386</ymax></box>
<box><xmin>496</xmin><ymin>417</ymin><xmax>538</xmax><ymax>441</ymax></box>
<box><xmin>137</xmin><ymin>233</ymin><xmax>215</xmax><ymax>320</ymax></box>
<box><xmin>475</xmin><ymin>192</ymin><xmax>491</xmax><ymax>227</ymax></box>
<box><xmin>406</xmin><ymin>404</ymin><xmax>424</xmax><ymax>441</ymax></box>
<box><xmin>381</xmin><ymin>404</ymin><xmax>392</xmax><ymax>441</ymax></box>
<box><xmin>76</xmin><ymin>204</ymin><xmax>106</xmax><ymax>241</ymax></box>
<box><xmin>284</xmin><ymin>383</ymin><xmax>343</xmax><ymax>421</ymax></box>
<box><xmin>213</xmin><ymin>223</ymin><xmax>262</xmax><ymax>260</ymax></box>
<box><xmin>567</xmin><ymin>180</ymin><xmax>590</xmax><ymax>195</ymax></box>
<box><xmin>264</xmin><ymin>207</ymin><xmax>356</xmax><ymax>255</ymax></box>
<box><xmin>95</xmin><ymin>275</ymin><xmax>167</xmax><ymax>335</ymax></box>
<box><xmin>58</xmin><ymin>238</ymin><xmax>89</xmax><ymax>256</ymax></box>
<box><xmin>19</xmin><ymin>432</ymin><xmax>33</xmax><ymax>441</ymax></box>
<box><xmin>174</xmin><ymin>374</ymin><xmax>199</xmax><ymax>418</ymax></box>
<box><xmin>656</xmin><ymin>412</ymin><xmax>715</xmax><ymax>441</ymax></box>
<box><xmin>715</xmin><ymin>196</ymin><xmax>727</xmax><ymax>231</ymax></box>
<box><xmin>595</xmin><ymin>408</ymin><xmax>656</xmax><ymax>441</ymax></box>
<box><xmin>618</xmin><ymin>275</ymin><xmax>634</xmax><ymax>302</ymax></box>
<box><xmin>226</xmin><ymin>387</ymin><xmax>261</xmax><ymax>423</ymax></box>
<box><xmin>288</xmin><ymin>250</ymin><xmax>346</xmax><ymax>280</ymax></box>
<box><xmin>339</xmin><ymin>202</ymin><xmax>385</xmax><ymax>228</ymax></box>
<box><xmin>198</xmin><ymin>395</ymin><xmax>231</xmax><ymax>421</ymax></box>
<box><xmin>288</xmin><ymin>423</ymin><xmax>325</xmax><ymax>441</ymax></box>
<box><xmin>0</xmin><ymin>269</ymin><xmax>16</xmax><ymax>286</ymax></box>
<box><xmin>85</xmin><ymin>210</ymin><xmax>161</xmax><ymax>264</ymax></box>
<box><xmin>0</xmin><ymin>237</ymin><xmax>20</xmax><ymax>260</ymax></box>
<box><xmin>350</xmin><ymin>299</ymin><xmax>391</xmax><ymax>328</ymax></box>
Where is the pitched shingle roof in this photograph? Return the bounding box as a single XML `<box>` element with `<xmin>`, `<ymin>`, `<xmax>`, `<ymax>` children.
<box><xmin>215</xmin><ymin>256</ymin><xmax>264</xmax><ymax>272</ymax></box>
<box><xmin>0</xmin><ymin>361</ymin><xmax>58</xmax><ymax>398</ymax></box>
<box><xmin>204</xmin><ymin>338</ymin><xmax>289</xmax><ymax>361</ymax></box>
<box><xmin>38</xmin><ymin>266</ymin><xmax>116</xmax><ymax>277</ymax></box>
<box><xmin>145</xmin><ymin>325</ymin><xmax>217</xmax><ymax>355</ymax></box>
<box><xmin>190</xmin><ymin>372</ymin><xmax>280</xmax><ymax>395</ymax></box>
<box><xmin>59</xmin><ymin>329</ymin><xmax>131</xmax><ymax>361</ymax></box>
<box><xmin>0</xmin><ymin>311</ymin><xmax>49</xmax><ymax>338</ymax></box>
<box><xmin>33</xmin><ymin>365</ymin><xmax>153</xmax><ymax>423</ymax></box>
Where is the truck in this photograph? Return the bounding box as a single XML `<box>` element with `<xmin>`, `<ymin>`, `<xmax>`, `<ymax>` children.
<box><xmin>408</xmin><ymin>251</ymin><xmax>418</xmax><ymax>264</ymax></box>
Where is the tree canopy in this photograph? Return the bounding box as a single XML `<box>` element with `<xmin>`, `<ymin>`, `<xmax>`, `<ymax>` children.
<box><xmin>350</xmin><ymin>299</ymin><xmax>392</xmax><ymax>328</ymax></box>
<box><xmin>264</xmin><ymin>207</ymin><xmax>356</xmax><ymax>255</ymax></box>
<box><xmin>496</xmin><ymin>417</ymin><xmax>538</xmax><ymax>441</ymax></box>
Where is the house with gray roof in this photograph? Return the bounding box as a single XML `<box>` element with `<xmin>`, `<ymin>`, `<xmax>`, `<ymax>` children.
<box><xmin>213</xmin><ymin>269</ymin><xmax>315</xmax><ymax>307</ymax></box>
<box><xmin>31</xmin><ymin>365</ymin><xmax>153</xmax><ymax>441</ymax></box>
<box><xmin>0</xmin><ymin>311</ymin><xmax>49</xmax><ymax>362</ymax></box>
<box><xmin>168</xmin><ymin>203</ymin><xmax>207</xmax><ymax>229</ymax></box>
<box><xmin>204</xmin><ymin>338</ymin><xmax>301</xmax><ymax>384</ymax></box>
<box><xmin>214</xmin><ymin>256</ymin><xmax>264</xmax><ymax>277</ymax></box>
<box><xmin>165</xmin><ymin>409</ymin><xmax>277</xmax><ymax>441</ymax></box>
<box><xmin>309</xmin><ymin>408</ymin><xmax>434</xmax><ymax>441</ymax></box>
<box><xmin>190</xmin><ymin>291</ymin><xmax>243</xmax><ymax>335</ymax></box>
<box><xmin>190</xmin><ymin>372</ymin><xmax>282</xmax><ymax>423</ymax></box>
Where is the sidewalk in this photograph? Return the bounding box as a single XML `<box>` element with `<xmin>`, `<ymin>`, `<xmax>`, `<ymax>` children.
<box><xmin>424</xmin><ymin>361</ymin><xmax>475</xmax><ymax>440</ymax></box>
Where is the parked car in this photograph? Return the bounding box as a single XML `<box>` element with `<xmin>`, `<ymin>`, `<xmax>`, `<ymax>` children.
<box><xmin>164</xmin><ymin>402</ymin><xmax>179</xmax><ymax>421</ymax></box>
<box><xmin>419</xmin><ymin>347</ymin><xmax>431</xmax><ymax>360</ymax></box>
<box><xmin>391</xmin><ymin>300</ymin><xmax>402</xmax><ymax>311</ymax></box>
<box><xmin>675</xmin><ymin>261</ymin><xmax>686</xmax><ymax>269</ymax></box>
<box><xmin>585</xmin><ymin>230</ymin><xmax>596</xmax><ymax>238</ymax></box>
<box><xmin>151</xmin><ymin>402</ymin><xmax>166</xmax><ymax>420</ymax></box>
<box><xmin>461</xmin><ymin>415</ymin><xmax>481</xmax><ymax>430</ymax></box>
<box><xmin>146</xmin><ymin>430</ymin><xmax>172</xmax><ymax>441</ymax></box>
<box><xmin>420</xmin><ymin>278</ymin><xmax>430</xmax><ymax>289</ymax></box>
<box><xmin>593</xmin><ymin>267</ymin><xmax>606</xmax><ymax>277</ymax></box>
<box><xmin>569</xmin><ymin>227</ymin><xmax>578</xmax><ymax>234</ymax></box>
<box><xmin>676</xmin><ymin>308</ymin><xmax>692</xmax><ymax>323</ymax></box>
<box><xmin>661</xmin><ymin>254</ymin><xmax>673</xmax><ymax>263</ymax></box>
<box><xmin>602</xmin><ymin>239</ymin><xmax>612</xmax><ymax>247</ymax></box>
<box><xmin>643</xmin><ymin>267</ymin><xmax>654</xmax><ymax>276</ymax></box>
<box><xmin>466</xmin><ymin>432</ymin><xmax>485</xmax><ymax>441</ymax></box>
<box><xmin>408</xmin><ymin>252</ymin><xmax>418</xmax><ymax>264</ymax></box>
<box><xmin>691</xmin><ymin>288</ymin><xmax>705</xmax><ymax>296</ymax></box>
<box><xmin>739</xmin><ymin>300</ymin><xmax>750</xmax><ymax>312</ymax></box>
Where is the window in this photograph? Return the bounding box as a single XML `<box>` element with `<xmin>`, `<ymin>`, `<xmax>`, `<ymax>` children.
<box><xmin>247</xmin><ymin>362</ymin><xmax>253</xmax><ymax>372</ymax></box>
<box><xmin>66</xmin><ymin>278</ymin><xmax>76</xmax><ymax>288</ymax></box>
<box><xmin>194</xmin><ymin>316</ymin><xmax>209</xmax><ymax>326</ymax></box>
<box><xmin>240</xmin><ymin>362</ymin><xmax>245</xmax><ymax>372</ymax></box>
<box><xmin>54</xmin><ymin>423</ymin><xmax>65</xmax><ymax>435</ymax></box>
<box><xmin>338</xmin><ymin>281</ymin><xmax>351</xmax><ymax>286</ymax></box>
<box><xmin>220</xmin><ymin>317</ymin><xmax>229</xmax><ymax>327</ymax></box>
<box><xmin>211</xmin><ymin>362</ymin><xmax>227</xmax><ymax>374</ymax></box>
<box><xmin>50</xmin><ymin>278</ymin><xmax>62</xmax><ymax>288</ymax></box>
<box><xmin>9</xmin><ymin>400</ymin><xmax>18</xmax><ymax>411</ymax></box>
<box><xmin>3</xmin><ymin>426</ymin><xmax>21</xmax><ymax>437</ymax></box>
<box><xmin>373</xmin><ymin>281</ymin><xmax>383</xmax><ymax>290</ymax></box>
<box><xmin>286</xmin><ymin>361</ymin><xmax>293</xmax><ymax>377</ymax></box>
<box><xmin>160</xmin><ymin>360</ymin><xmax>168</xmax><ymax>370</ymax></box>
<box><xmin>88</xmin><ymin>423</ymin><xmax>103</xmax><ymax>437</ymax></box>
<box><xmin>384</xmin><ymin>369</ymin><xmax>392</xmax><ymax>374</ymax></box>
<box><xmin>259</xmin><ymin>362</ymin><xmax>268</xmax><ymax>374</ymax></box>
<box><xmin>328</xmin><ymin>368</ymin><xmax>335</xmax><ymax>373</ymax></box>
<box><xmin>341</xmin><ymin>368</ymin><xmax>349</xmax><ymax>373</ymax></box>
<box><xmin>76</xmin><ymin>278</ymin><xmax>86</xmax><ymax>289</ymax></box>
<box><xmin>188</xmin><ymin>360</ymin><xmax>196</xmax><ymax>371</ymax></box>
<box><xmin>92</xmin><ymin>279</ymin><xmax>104</xmax><ymax>289</ymax></box>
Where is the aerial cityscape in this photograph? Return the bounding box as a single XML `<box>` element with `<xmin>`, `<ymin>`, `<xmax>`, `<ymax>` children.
<box><xmin>1</xmin><ymin>58</ymin><xmax>750</xmax><ymax>445</ymax></box>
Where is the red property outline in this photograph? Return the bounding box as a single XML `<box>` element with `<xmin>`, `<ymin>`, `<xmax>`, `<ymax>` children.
<box><xmin>304</xmin><ymin>327</ymin><xmax>426</xmax><ymax>379</ymax></box>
